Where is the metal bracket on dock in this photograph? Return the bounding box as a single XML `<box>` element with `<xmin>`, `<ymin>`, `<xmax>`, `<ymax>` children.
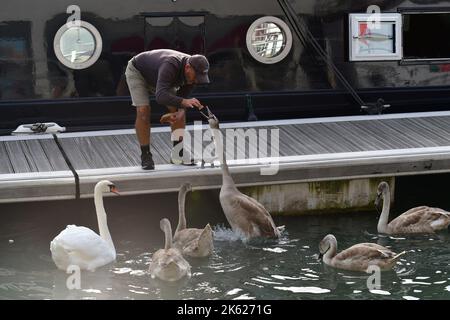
<box><xmin>361</xmin><ymin>98</ymin><xmax>391</xmax><ymax>115</ymax></box>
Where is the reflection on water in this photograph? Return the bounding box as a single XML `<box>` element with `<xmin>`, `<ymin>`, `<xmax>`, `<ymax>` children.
<box><xmin>0</xmin><ymin>185</ymin><xmax>449</xmax><ymax>300</ymax></box>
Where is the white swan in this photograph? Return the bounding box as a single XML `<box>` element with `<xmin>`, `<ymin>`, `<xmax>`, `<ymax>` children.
<box><xmin>149</xmin><ymin>218</ymin><xmax>191</xmax><ymax>282</ymax></box>
<box><xmin>202</xmin><ymin>107</ymin><xmax>280</xmax><ymax>240</ymax></box>
<box><xmin>375</xmin><ymin>181</ymin><xmax>450</xmax><ymax>234</ymax></box>
<box><xmin>50</xmin><ymin>180</ymin><xmax>119</xmax><ymax>271</ymax></box>
<box><xmin>319</xmin><ymin>234</ymin><xmax>405</xmax><ymax>272</ymax></box>
<box><xmin>173</xmin><ymin>183</ymin><xmax>214</xmax><ymax>258</ymax></box>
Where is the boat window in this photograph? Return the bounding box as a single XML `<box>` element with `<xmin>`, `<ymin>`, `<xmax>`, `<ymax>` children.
<box><xmin>53</xmin><ymin>21</ymin><xmax>102</xmax><ymax>69</ymax></box>
<box><xmin>246</xmin><ymin>16</ymin><xmax>293</xmax><ymax>64</ymax></box>
<box><xmin>349</xmin><ymin>13</ymin><xmax>402</xmax><ymax>61</ymax></box>
<box><xmin>403</xmin><ymin>13</ymin><xmax>450</xmax><ymax>61</ymax></box>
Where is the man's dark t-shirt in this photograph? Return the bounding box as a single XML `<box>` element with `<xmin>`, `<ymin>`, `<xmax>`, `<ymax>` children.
<box><xmin>132</xmin><ymin>49</ymin><xmax>194</xmax><ymax>108</ymax></box>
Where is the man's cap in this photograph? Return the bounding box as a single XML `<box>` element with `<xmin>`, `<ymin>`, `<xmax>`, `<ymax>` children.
<box><xmin>187</xmin><ymin>54</ymin><xmax>210</xmax><ymax>84</ymax></box>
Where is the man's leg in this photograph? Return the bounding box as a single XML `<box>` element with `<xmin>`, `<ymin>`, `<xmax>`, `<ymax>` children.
<box><xmin>125</xmin><ymin>58</ymin><xmax>154</xmax><ymax>170</ymax></box>
<box><xmin>135</xmin><ymin>105</ymin><xmax>155</xmax><ymax>170</ymax></box>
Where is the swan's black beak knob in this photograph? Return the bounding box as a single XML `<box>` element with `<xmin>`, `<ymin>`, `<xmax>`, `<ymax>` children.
<box><xmin>110</xmin><ymin>185</ymin><xmax>120</xmax><ymax>195</ymax></box>
<box><xmin>374</xmin><ymin>193</ymin><xmax>382</xmax><ymax>213</ymax></box>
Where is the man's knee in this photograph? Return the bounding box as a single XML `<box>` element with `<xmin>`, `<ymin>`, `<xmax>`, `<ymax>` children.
<box><xmin>167</xmin><ymin>106</ymin><xmax>177</xmax><ymax>113</ymax></box>
<box><xmin>136</xmin><ymin>106</ymin><xmax>150</xmax><ymax>121</ymax></box>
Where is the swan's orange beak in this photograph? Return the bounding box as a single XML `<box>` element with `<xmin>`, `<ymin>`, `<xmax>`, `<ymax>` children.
<box><xmin>110</xmin><ymin>186</ymin><xmax>120</xmax><ymax>195</ymax></box>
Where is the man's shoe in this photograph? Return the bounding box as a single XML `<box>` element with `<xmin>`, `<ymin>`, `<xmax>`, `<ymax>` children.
<box><xmin>141</xmin><ymin>152</ymin><xmax>155</xmax><ymax>170</ymax></box>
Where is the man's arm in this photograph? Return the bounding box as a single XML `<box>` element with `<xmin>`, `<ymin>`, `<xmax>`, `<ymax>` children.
<box><xmin>155</xmin><ymin>62</ymin><xmax>184</xmax><ymax>108</ymax></box>
<box><xmin>177</xmin><ymin>85</ymin><xmax>194</xmax><ymax>102</ymax></box>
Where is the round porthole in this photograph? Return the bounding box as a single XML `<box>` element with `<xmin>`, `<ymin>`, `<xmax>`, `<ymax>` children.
<box><xmin>54</xmin><ymin>21</ymin><xmax>102</xmax><ymax>69</ymax></box>
<box><xmin>246</xmin><ymin>16</ymin><xmax>293</xmax><ymax>64</ymax></box>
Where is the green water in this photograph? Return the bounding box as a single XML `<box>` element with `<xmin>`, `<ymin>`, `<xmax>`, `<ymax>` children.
<box><xmin>0</xmin><ymin>176</ymin><xmax>449</xmax><ymax>300</ymax></box>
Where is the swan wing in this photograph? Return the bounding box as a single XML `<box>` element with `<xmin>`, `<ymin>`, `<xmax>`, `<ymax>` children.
<box><xmin>400</xmin><ymin>206</ymin><xmax>429</xmax><ymax>216</ymax></box>
<box><xmin>174</xmin><ymin>228</ymin><xmax>203</xmax><ymax>246</ymax></box>
<box><xmin>358</xmin><ymin>242</ymin><xmax>392</xmax><ymax>252</ymax></box>
<box><xmin>389</xmin><ymin>207</ymin><xmax>449</xmax><ymax>232</ymax></box>
<box><xmin>51</xmin><ymin>225</ymin><xmax>112</xmax><ymax>261</ymax></box>
<box><xmin>173</xmin><ymin>226</ymin><xmax>214</xmax><ymax>257</ymax></box>
<box><xmin>334</xmin><ymin>243</ymin><xmax>396</xmax><ymax>262</ymax></box>
<box><xmin>232</xmin><ymin>194</ymin><xmax>279</xmax><ymax>237</ymax></box>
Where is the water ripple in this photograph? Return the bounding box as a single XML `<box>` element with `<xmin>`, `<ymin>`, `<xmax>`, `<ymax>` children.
<box><xmin>274</xmin><ymin>286</ymin><xmax>330</xmax><ymax>294</ymax></box>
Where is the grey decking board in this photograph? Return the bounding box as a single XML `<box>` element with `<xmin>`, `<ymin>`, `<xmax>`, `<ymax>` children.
<box><xmin>398</xmin><ymin>119</ymin><xmax>442</xmax><ymax>146</ymax></box>
<box><xmin>91</xmin><ymin>136</ymin><xmax>125</xmax><ymax>168</ymax></box>
<box><xmin>293</xmin><ymin>123</ymin><xmax>344</xmax><ymax>154</ymax></box>
<box><xmin>313</xmin><ymin>122</ymin><xmax>366</xmax><ymax>152</ymax></box>
<box><xmin>39</xmin><ymin>140</ymin><xmax>70</xmax><ymax>171</ymax></box>
<box><xmin>152</xmin><ymin>133</ymin><xmax>172</xmax><ymax>164</ymax></box>
<box><xmin>59</xmin><ymin>138</ymin><xmax>91</xmax><ymax>170</ymax></box>
<box><xmin>103</xmin><ymin>135</ymin><xmax>137</xmax><ymax>167</ymax></box>
<box><xmin>402</xmin><ymin>119</ymin><xmax>450</xmax><ymax>146</ymax></box>
<box><xmin>347</xmin><ymin>121</ymin><xmax>398</xmax><ymax>150</ymax></box>
<box><xmin>292</xmin><ymin>124</ymin><xmax>343</xmax><ymax>153</ymax></box>
<box><xmin>324</xmin><ymin>122</ymin><xmax>383</xmax><ymax>151</ymax></box>
<box><xmin>74</xmin><ymin>137</ymin><xmax>115</xmax><ymax>168</ymax></box>
<box><xmin>379</xmin><ymin>119</ymin><xmax>430</xmax><ymax>148</ymax></box>
<box><xmin>427</xmin><ymin>116</ymin><xmax>450</xmax><ymax>127</ymax></box>
<box><xmin>283</xmin><ymin>124</ymin><xmax>324</xmax><ymax>155</ymax></box>
<box><xmin>383</xmin><ymin>119</ymin><xmax>440</xmax><ymax>148</ymax></box>
<box><xmin>344</xmin><ymin>121</ymin><xmax>394</xmax><ymax>150</ymax></box>
<box><xmin>277</xmin><ymin>126</ymin><xmax>309</xmax><ymax>156</ymax></box>
<box><xmin>386</xmin><ymin>119</ymin><xmax>439</xmax><ymax>147</ymax></box>
<box><xmin>0</xmin><ymin>142</ymin><xmax>14</xmax><ymax>174</ymax></box>
<box><xmin>424</xmin><ymin>119</ymin><xmax>450</xmax><ymax>143</ymax></box>
<box><xmin>113</xmin><ymin>135</ymin><xmax>141</xmax><ymax>166</ymax></box>
<box><xmin>25</xmin><ymin>140</ymin><xmax>53</xmax><ymax>172</ymax></box>
<box><xmin>324</xmin><ymin>122</ymin><xmax>377</xmax><ymax>151</ymax></box>
<box><xmin>279</xmin><ymin>125</ymin><xmax>314</xmax><ymax>155</ymax></box>
<box><xmin>352</xmin><ymin>121</ymin><xmax>416</xmax><ymax>149</ymax></box>
<box><xmin>425</xmin><ymin>117</ymin><xmax>450</xmax><ymax>136</ymax></box>
<box><xmin>420</xmin><ymin>117</ymin><xmax>450</xmax><ymax>135</ymax></box>
<box><xmin>17</xmin><ymin>140</ymin><xmax>39</xmax><ymax>172</ymax></box>
<box><xmin>5</xmin><ymin>141</ymin><xmax>31</xmax><ymax>173</ymax></box>
<box><xmin>303</xmin><ymin>123</ymin><xmax>352</xmax><ymax>153</ymax></box>
<box><xmin>409</xmin><ymin>118</ymin><xmax>449</xmax><ymax>139</ymax></box>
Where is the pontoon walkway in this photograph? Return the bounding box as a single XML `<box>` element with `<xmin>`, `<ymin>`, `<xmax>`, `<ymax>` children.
<box><xmin>2</xmin><ymin>111</ymin><xmax>450</xmax><ymax>203</ymax></box>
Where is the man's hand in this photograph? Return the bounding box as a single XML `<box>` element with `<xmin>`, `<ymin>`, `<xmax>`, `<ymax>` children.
<box><xmin>181</xmin><ymin>98</ymin><xmax>204</xmax><ymax>110</ymax></box>
<box><xmin>160</xmin><ymin>109</ymin><xmax>185</xmax><ymax>125</ymax></box>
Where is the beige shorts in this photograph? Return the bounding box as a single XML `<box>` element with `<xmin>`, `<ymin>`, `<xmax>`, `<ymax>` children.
<box><xmin>125</xmin><ymin>59</ymin><xmax>154</xmax><ymax>107</ymax></box>
<box><xmin>125</xmin><ymin>59</ymin><xmax>176</xmax><ymax>107</ymax></box>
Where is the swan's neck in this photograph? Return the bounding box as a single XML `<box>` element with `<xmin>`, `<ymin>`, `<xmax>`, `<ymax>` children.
<box><xmin>176</xmin><ymin>188</ymin><xmax>188</xmax><ymax>233</ymax></box>
<box><xmin>211</xmin><ymin>128</ymin><xmax>236</xmax><ymax>190</ymax></box>
<box><xmin>163</xmin><ymin>223</ymin><xmax>173</xmax><ymax>250</ymax></box>
<box><xmin>377</xmin><ymin>189</ymin><xmax>391</xmax><ymax>233</ymax></box>
<box><xmin>323</xmin><ymin>239</ymin><xmax>337</xmax><ymax>265</ymax></box>
<box><xmin>94</xmin><ymin>188</ymin><xmax>115</xmax><ymax>252</ymax></box>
